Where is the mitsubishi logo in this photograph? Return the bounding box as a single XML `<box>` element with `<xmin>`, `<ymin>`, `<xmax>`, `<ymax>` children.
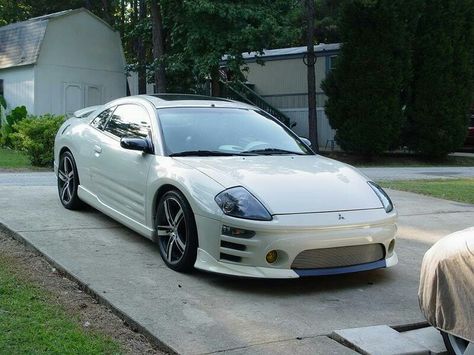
<box><xmin>338</xmin><ymin>214</ymin><xmax>345</xmax><ymax>220</ymax></box>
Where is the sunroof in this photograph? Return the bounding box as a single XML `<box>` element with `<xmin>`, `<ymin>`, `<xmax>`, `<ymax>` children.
<box><xmin>151</xmin><ymin>94</ymin><xmax>230</xmax><ymax>101</ymax></box>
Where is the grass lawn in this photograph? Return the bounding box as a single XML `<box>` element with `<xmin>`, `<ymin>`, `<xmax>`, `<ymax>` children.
<box><xmin>381</xmin><ymin>178</ymin><xmax>474</xmax><ymax>205</ymax></box>
<box><xmin>0</xmin><ymin>256</ymin><xmax>121</xmax><ymax>354</ymax></box>
<box><xmin>0</xmin><ymin>148</ymin><xmax>32</xmax><ymax>169</ymax></box>
<box><xmin>322</xmin><ymin>152</ymin><xmax>474</xmax><ymax>167</ymax></box>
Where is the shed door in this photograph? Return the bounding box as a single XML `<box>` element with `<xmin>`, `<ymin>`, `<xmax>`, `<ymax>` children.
<box><xmin>86</xmin><ymin>85</ymin><xmax>102</xmax><ymax>107</ymax></box>
<box><xmin>64</xmin><ymin>83</ymin><xmax>83</xmax><ymax>116</ymax></box>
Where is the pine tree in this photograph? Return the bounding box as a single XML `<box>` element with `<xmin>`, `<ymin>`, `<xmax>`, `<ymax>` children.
<box><xmin>322</xmin><ymin>0</ymin><xmax>410</xmax><ymax>157</ymax></box>
<box><xmin>404</xmin><ymin>0</ymin><xmax>474</xmax><ymax>157</ymax></box>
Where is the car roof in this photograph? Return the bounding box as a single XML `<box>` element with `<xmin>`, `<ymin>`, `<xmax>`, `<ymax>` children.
<box><xmin>139</xmin><ymin>94</ymin><xmax>256</xmax><ymax>110</ymax></box>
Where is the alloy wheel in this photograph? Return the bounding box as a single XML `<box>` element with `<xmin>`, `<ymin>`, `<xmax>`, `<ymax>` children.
<box><xmin>157</xmin><ymin>196</ymin><xmax>187</xmax><ymax>265</ymax></box>
<box><xmin>58</xmin><ymin>155</ymin><xmax>76</xmax><ymax>205</ymax></box>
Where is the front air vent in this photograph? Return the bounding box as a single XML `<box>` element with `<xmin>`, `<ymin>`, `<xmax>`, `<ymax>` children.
<box><xmin>221</xmin><ymin>241</ymin><xmax>246</xmax><ymax>251</ymax></box>
<box><xmin>292</xmin><ymin>244</ymin><xmax>385</xmax><ymax>269</ymax></box>
<box><xmin>220</xmin><ymin>253</ymin><xmax>242</xmax><ymax>263</ymax></box>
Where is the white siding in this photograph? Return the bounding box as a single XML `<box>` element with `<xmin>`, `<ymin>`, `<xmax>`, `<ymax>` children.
<box><xmin>283</xmin><ymin>108</ymin><xmax>337</xmax><ymax>150</ymax></box>
<box><xmin>0</xmin><ymin>65</ymin><xmax>35</xmax><ymax>114</ymax></box>
<box><xmin>35</xmin><ymin>11</ymin><xmax>126</xmax><ymax>115</ymax></box>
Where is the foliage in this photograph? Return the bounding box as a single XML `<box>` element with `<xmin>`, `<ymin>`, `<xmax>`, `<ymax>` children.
<box><xmin>404</xmin><ymin>0</ymin><xmax>474</xmax><ymax>157</ymax></box>
<box><xmin>0</xmin><ymin>106</ymin><xmax>28</xmax><ymax>148</ymax></box>
<box><xmin>0</xmin><ymin>95</ymin><xmax>6</xmax><ymax>109</ymax></box>
<box><xmin>11</xmin><ymin>114</ymin><xmax>65</xmax><ymax>167</ymax></box>
<box><xmin>322</xmin><ymin>0</ymin><xmax>410</xmax><ymax>156</ymax></box>
<box><xmin>161</xmin><ymin>0</ymin><xmax>300</xmax><ymax>91</ymax></box>
<box><xmin>0</xmin><ymin>256</ymin><xmax>121</xmax><ymax>353</ymax></box>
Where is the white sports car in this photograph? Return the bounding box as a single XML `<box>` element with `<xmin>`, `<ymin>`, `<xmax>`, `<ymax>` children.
<box><xmin>54</xmin><ymin>94</ymin><xmax>398</xmax><ymax>278</ymax></box>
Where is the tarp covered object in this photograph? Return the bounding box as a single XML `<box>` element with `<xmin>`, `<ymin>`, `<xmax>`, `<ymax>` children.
<box><xmin>418</xmin><ymin>227</ymin><xmax>474</xmax><ymax>341</ymax></box>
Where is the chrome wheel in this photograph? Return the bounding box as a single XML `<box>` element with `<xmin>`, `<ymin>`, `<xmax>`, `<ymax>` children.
<box><xmin>156</xmin><ymin>190</ymin><xmax>198</xmax><ymax>272</ymax></box>
<box><xmin>58</xmin><ymin>155</ymin><xmax>75</xmax><ymax>204</ymax></box>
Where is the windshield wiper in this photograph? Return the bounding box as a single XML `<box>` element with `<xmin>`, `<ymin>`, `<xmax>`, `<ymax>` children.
<box><xmin>241</xmin><ymin>148</ymin><xmax>305</xmax><ymax>155</ymax></box>
<box><xmin>169</xmin><ymin>150</ymin><xmax>249</xmax><ymax>157</ymax></box>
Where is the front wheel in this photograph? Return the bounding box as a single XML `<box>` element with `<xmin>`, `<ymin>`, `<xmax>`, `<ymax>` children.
<box><xmin>57</xmin><ymin>151</ymin><xmax>84</xmax><ymax>210</ymax></box>
<box><xmin>155</xmin><ymin>190</ymin><xmax>198</xmax><ymax>272</ymax></box>
<box><xmin>441</xmin><ymin>331</ymin><xmax>474</xmax><ymax>355</ymax></box>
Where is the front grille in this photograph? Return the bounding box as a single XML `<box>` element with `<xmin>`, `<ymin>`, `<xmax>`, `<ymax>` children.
<box><xmin>291</xmin><ymin>244</ymin><xmax>385</xmax><ymax>269</ymax></box>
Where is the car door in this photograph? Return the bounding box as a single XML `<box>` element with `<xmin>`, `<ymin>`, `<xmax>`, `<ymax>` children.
<box><xmin>91</xmin><ymin>103</ymin><xmax>154</xmax><ymax>225</ymax></box>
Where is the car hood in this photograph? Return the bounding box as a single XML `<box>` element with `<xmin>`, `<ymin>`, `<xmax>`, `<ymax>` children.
<box><xmin>175</xmin><ymin>155</ymin><xmax>383</xmax><ymax>214</ymax></box>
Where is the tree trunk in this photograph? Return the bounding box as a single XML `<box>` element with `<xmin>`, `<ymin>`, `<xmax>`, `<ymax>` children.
<box><xmin>137</xmin><ymin>0</ymin><xmax>147</xmax><ymax>94</ymax></box>
<box><xmin>211</xmin><ymin>68</ymin><xmax>221</xmax><ymax>97</ymax></box>
<box><xmin>150</xmin><ymin>0</ymin><xmax>167</xmax><ymax>93</ymax></box>
<box><xmin>305</xmin><ymin>0</ymin><xmax>319</xmax><ymax>152</ymax></box>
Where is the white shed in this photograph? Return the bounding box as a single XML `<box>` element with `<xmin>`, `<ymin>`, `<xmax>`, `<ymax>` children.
<box><xmin>0</xmin><ymin>8</ymin><xmax>127</xmax><ymax>116</ymax></box>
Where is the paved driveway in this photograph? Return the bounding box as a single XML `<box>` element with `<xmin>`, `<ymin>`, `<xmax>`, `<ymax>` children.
<box><xmin>1</xmin><ymin>172</ymin><xmax>473</xmax><ymax>354</ymax></box>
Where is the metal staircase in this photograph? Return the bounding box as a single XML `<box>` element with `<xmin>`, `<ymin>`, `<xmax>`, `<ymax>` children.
<box><xmin>219</xmin><ymin>80</ymin><xmax>292</xmax><ymax>127</ymax></box>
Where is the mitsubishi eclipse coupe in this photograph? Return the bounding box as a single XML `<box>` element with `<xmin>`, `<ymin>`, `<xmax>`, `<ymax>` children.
<box><xmin>54</xmin><ymin>94</ymin><xmax>398</xmax><ymax>278</ymax></box>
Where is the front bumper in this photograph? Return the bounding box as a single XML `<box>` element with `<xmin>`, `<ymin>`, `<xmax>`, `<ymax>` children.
<box><xmin>194</xmin><ymin>208</ymin><xmax>398</xmax><ymax>279</ymax></box>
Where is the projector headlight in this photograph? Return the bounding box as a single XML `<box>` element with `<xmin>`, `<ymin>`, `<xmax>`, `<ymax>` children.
<box><xmin>215</xmin><ymin>186</ymin><xmax>272</xmax><ymax>221</ymax></box>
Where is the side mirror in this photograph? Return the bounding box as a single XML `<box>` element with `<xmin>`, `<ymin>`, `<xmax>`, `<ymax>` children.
<box><xmin>299</xmin><ymin>137</ymin><xmax>312</xmax><ymax>147</ymax></box>
<box><xmin>120</xmin><ymin>137</ymin><xmax>152</xmax><ymax>153</ymax></box>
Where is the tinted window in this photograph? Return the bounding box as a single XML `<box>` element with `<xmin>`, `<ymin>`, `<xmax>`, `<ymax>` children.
<box><xmin>158</xmin><ymin>107</ymin><xmax>311</xmax><ymax>155</ymax></box>
<box><xmin>104</xmin><ymin>104</ymin><xmax>151</xmax><ymax>138</ymax></box>
<box><xmin>91</xmin><ymin>108</ymin><xmax>114</xmax><ymax>130</ymax></box>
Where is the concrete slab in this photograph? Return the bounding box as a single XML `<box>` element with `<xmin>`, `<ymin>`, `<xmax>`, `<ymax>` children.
<box><xmin>1</xmin><ymin>179</ymin><xmax>473</xmax><ymax>354</ymax></box>
<box><xmin>401</xmin><ymin>327</ymin><xmax>447</xmax><ymax>355</ymax></box>
<box><xmin>221</xmin><ymin>336</ymin><xmax>358</xmax><ymax>355</ymax></box>
<box><xmin>332</xmin><ymin>325</ymin><xmax>429</xmax><ymax>355</ymax></box>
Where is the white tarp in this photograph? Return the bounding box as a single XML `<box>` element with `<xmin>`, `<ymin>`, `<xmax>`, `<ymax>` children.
<box><xmin>418</xmin><ymin>227</ymin><xmax>474</xmax><ymax>341</ymax></box>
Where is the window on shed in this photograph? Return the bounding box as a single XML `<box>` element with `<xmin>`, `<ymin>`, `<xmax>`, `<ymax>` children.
<box><xmin>104</xmin><ymin>104</ymin><xmax>151</xmax><ymax>138</ymax></box>
<box><xmin>0</xmin><ymin>79</ymin><xmax>4</xmax><ymax>96</ymax></box>
<box><xmin>329</xmin><ymin>56</ymin><xmax>337</xmax><ymax>71</ymax></box>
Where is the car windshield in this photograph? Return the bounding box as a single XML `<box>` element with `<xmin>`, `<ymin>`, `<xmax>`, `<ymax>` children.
<box><xmin>157</xmin><ymin>107</ymin><xmax>312</xmax><ymax>156</ymax></box>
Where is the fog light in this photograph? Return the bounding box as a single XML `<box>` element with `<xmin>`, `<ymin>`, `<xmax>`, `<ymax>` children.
<box><xmin>388</xmin><ymin>239</ymin><xmax>396</xmax><ymax>255</ymax></box>
<box><xmin>266</xmin><ymin>250</ymin><xmax>278</xmax><ymax>264</ymax></box>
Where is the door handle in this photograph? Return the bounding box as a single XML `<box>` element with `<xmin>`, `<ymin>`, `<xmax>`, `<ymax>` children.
<box><xmin>93</xmin><ymin>145</ymin><xmax>102</xmax><ymax>154</ymax></box>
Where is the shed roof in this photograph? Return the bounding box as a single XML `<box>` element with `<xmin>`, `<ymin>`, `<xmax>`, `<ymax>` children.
<box><xmin>0</xmin><ymin>8</ymin><xmax>112</xmax><ymax>70</ymax></box>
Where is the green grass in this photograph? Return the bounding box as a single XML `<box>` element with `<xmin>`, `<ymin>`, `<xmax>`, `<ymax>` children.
<box><xmin>381</xmin><ymin>178</ymin><xmax>474</xmax><ymax>204</ymax></box>
<box><xmin>0</xmin><ymin>148</ymin><xmax>32</xmax><ymax>169</ymax></box>
<box><xmin>321</xmin><ymin>152</ymin><xmax>474</xmax><ymax>167</ymax></box>
<box><xmin>0</xmin><ymin>257</ymin><xmax>121</xmax><ymax>354</ymax></box>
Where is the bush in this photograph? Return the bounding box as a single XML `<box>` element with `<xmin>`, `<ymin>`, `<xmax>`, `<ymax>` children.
<box><xmin>11</xmin><ymin>114</ymin><xmax>65</xmax><ymax>167</ymax></box>
<box><xmin>0</xmin><ymin>106</ymin><xmax>28</xmax><ymax>147</ymax></box>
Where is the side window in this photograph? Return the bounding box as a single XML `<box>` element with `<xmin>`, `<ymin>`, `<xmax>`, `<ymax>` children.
<box><xmin>104</xmin><ymin>104</ymin><xmax>151</xmax><ymax>138</ymax></box>
<box><xmin>91</xmin><ymin>108</ymin><xmax>114</xmax><ymax>130</ymax></box>
<box><xmin>329</xmin><ymin>55</ymin><xmax>337</xmax><ymax>71</ymax></box>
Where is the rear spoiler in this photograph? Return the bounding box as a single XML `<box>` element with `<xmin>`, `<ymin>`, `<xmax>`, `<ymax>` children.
<box><xmin>73</xmin><ymin>105</ymin><xmax>101</xmax><ymax>118</ymax></box>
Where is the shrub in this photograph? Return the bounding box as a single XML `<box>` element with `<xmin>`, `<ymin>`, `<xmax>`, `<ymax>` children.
<box><xmin>11</xmin><ymin>114</ymin><xmax>65</xmax><ymax>167</ymax></box>
<box><xmin>0</xmin><ymin>106</ymin><xmax>28</xmax><ymax>147</ymax></box>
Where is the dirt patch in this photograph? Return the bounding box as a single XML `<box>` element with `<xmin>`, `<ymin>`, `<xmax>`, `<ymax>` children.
<box><xmin>0</xmin><ymin>230</ymin><xmax>168</xmax><ymax>355</ymax></box>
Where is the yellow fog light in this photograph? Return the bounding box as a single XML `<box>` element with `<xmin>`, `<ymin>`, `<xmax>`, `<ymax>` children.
<box><xmin>266</xmin><ymin>250</ymin><xmax>278</xmax><ymax>264</ymax></box>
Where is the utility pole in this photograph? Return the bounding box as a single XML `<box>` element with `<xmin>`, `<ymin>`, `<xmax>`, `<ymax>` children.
<box><xmin>305</xmin><ymin>0</ymin><xmax>319</xmax><ymax>152</ymax></box>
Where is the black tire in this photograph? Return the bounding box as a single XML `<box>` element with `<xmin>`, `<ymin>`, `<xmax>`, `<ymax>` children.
<box><xmin>57</xmin><ymin>151</ymin><xmax>84</xmax><ymax>210</ymax></box>
<box><xmin>441</xmin><ymin>331</ymin><xmax>472</xmax><ymax>355</ymax></box>
<box><xmin>155</xmin><ymin>190</ymin><xmax>198</xmax><ymax>272</ymax></box>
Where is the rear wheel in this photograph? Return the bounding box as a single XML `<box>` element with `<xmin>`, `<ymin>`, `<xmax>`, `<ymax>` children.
<box><xmin>155</xmin><ymin>190</ymin><xmax>198</xmax><ymax>272</ymax></box>
<box><xmin>57</xmin><ymin>151</ymin><xmax>84</xmax><ymax>210</ymax></box>
<box><xmin>441</xmin><ymin>331</ymin><xmax>474</xmax><ymax>355</ymax></box>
